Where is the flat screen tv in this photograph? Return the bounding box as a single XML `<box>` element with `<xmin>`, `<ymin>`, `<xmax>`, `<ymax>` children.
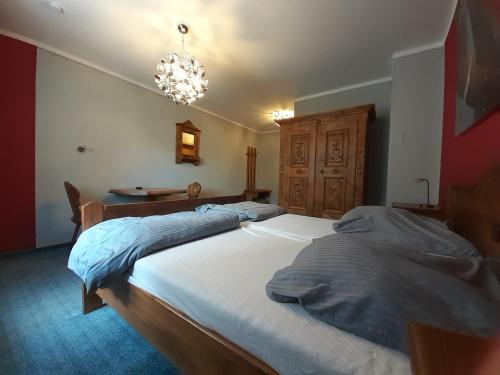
<box><xmin>455</xmin><ymin>0</ymin><xmax>500</xmax><ymax>135</ymax></box>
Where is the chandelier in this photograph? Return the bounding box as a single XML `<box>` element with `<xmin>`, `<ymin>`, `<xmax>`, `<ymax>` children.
<box><xmin>155</xmin><ymin>23</ymin><xmax>208</xmax><ymax>105</ymax></box>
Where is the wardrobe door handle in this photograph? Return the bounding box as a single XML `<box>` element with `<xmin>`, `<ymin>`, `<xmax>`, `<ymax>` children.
<box><xmin>320</xmin><ymin>169</ymin><xmax>324</xmax><ymax>174</ymax></box>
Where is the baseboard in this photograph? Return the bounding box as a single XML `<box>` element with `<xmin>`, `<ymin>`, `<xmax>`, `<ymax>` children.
<box><xmin>0</xmin><ymin>242</ymin><xmax>72</xmax><ymax>257</ymax></box>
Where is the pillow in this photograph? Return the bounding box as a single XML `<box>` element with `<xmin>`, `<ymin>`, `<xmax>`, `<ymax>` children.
<box><xmin>196</xmin><ymin>201</ymin><xmax>286</xmax><ymax>222</ymax></box>
<box><xmin>196</xmin><ymin>203</ymin><xmax>248</xmax><ymax>221</ymax></box>
<box><xmin>266</xmin><ymin>232</ymin><xmax>500</xmax><ymax>352</ymax></box>
<box><xmin>245</xmin><ymin>204</ymin><xmax>287</xmax><ymax>221</ymax></box>
<box><xmin>333</xmin><ymin>206</ymin><xmax>480</xmax><ymax>257</ymax></box>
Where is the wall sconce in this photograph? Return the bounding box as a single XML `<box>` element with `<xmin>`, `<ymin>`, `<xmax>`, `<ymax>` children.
<box><xmin>176</xmin><ymin>120</ymin><xmax>201</xmax><ymax>165</ymax></box>
<box><xmin>77</xmin><ymin>146</ymin><xmax>94</xmax><ymax>153</ymax></box>
<box><xmin>181</xmin><ymin>132</ymin><xmax>195</xmax><ymax>146</ymax></box>
<box><xmin>272</xmin><ymin>110</ymin><xmax>294</xmax><ymax>126</ymax></box>
<box><xmin>415</xmin><ymin>178</ymin><xmax>432</xmax><ymax>207</ymax></box>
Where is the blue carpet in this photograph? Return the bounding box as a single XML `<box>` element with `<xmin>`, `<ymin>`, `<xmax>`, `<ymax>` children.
<box><xmin>0</xmin><ymin>245</ymin><xmax>179</xmax><ymax>375</ymax></box>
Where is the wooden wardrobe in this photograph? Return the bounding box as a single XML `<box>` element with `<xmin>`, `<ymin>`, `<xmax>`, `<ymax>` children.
<box><xmin>277</xmin><ymin>104</ymin><xmax>375</xmax><ymax>219</ymax></box>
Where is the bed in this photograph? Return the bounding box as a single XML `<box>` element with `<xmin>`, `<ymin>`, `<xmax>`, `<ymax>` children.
<box><xmin>77</xmin><ymin>167</ymin><xmax>500</xmax><ymax>375</ymax></box>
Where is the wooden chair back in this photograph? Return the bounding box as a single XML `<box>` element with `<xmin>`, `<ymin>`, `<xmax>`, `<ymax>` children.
<box><xmin>64</xmin><ymin>181</ymin><xmax>82</xmax><ymax>225</ymax></box>
<box><xmin>187</xmin><ymin>182</ymin><xmax>202</xmax><ymax>199</ymax></box>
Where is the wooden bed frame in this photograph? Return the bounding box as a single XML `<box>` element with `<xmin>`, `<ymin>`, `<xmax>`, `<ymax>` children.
<box><xmin>79</xmin><ymin>169</ymin><xmax>500</xmax><ymax>374</ymax></box>
<box><xmin>409</xmin><ymin>167</ymin><xmax>500</xmax><ymax>374</ymax></box>
<box><xmin>446</xmin><ymin>167</ymin><xmax>500</xmax><ymax>258</ymax></box>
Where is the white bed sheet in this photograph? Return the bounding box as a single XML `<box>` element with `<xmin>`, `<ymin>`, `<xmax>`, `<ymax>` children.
<box><xmin>128</xmin><ymin>214</ymin><xmax>410</xmax><ymax>375</ymax></box>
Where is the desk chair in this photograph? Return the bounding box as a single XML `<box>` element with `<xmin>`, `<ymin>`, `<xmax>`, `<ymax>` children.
<box><xmin>64</xmin><ymin>181</ymin><xmax>82</xmax><ymax>245</ymax></box>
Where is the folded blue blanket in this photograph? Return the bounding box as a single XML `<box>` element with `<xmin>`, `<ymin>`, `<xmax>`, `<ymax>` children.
<box><xmin>196</xmin><ymin>201</ymin><xmax>286</xmax><ymax>221</ymax></box>
<box><xmin>68</xmin><ymin>211</ymin><xmax>240</xmax><ymax>292</ymax></box>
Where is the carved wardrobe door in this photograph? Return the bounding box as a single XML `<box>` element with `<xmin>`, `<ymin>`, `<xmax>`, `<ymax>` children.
<box><xmin>279</xmin><ymin>121</ymin><xmax>317</xmax><ymax>216</ymax></box>
<box><xmin>314</xmin><ymin>113</ymin><xmax>367</xmax><ymax>219</ymax></box>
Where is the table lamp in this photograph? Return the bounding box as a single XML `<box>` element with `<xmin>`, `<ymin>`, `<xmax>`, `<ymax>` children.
<box><xmin>415</xmin><ymin>178</ymin><xmax>431</xmax><ymax>207</ymax></box>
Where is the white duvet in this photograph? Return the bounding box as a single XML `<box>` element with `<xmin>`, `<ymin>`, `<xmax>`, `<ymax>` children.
<box><xmin>128</xmin><ymin>214</ymin><xmax>410</xmax><ymax>375</ymax></box>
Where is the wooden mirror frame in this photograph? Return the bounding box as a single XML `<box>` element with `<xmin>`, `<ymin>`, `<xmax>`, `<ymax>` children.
<box><xmin>176</xmin><ymin>120</ymin><xmax>201</xmax><ymax>165</ymax></box>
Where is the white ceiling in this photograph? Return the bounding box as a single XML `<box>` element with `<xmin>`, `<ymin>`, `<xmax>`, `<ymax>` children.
<box><xmin>0</xmin><ymin>0</ymin><xmax>456</xmax><ymax>132</ymax></box>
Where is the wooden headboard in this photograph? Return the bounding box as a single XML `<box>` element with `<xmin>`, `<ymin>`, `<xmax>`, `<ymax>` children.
<box><xmin>81</xmin><ymin>194</ymin><xmax>245</xmax><ymax>231</ymax></box>
<box><xmin>447</xmin><ymin>166</ymin><xmax>500</xmax><ymax>258</ymax></box>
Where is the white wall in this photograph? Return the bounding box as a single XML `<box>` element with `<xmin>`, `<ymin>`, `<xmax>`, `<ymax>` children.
<box><xmin>36</xmin><ymin>49</ymin><xmax>257</xmax><ymax>247</ymax></box>
<box><xmin>386</xmin><ymin>47</ymin><xmax>444</xmax><ymax>206</ymax></box>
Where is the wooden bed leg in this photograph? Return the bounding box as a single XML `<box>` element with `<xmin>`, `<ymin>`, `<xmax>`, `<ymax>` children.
<box><xmin>82</xmin><ymin>283</ymin><xmax>105</xmax><ymax>314</ymax></box>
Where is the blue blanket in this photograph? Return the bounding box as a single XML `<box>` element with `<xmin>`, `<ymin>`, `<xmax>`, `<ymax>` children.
<box><xmin>68</xmin><ymin>211</ymin><xmax>240</xmax><ymax>292</ymax></box>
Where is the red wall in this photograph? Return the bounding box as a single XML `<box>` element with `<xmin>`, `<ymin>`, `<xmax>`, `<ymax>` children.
<box><xmin>439</xmin><ymin>21</ymin><xmax>500</xmax><ymax>204</ymax></box>
<box><xmin>0</xmin><ymin>35</ymin><xmax>36</xmax><ymax>252</ymax></box>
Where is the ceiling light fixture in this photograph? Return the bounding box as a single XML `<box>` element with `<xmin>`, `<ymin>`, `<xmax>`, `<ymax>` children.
<box><xmin>155</xmin><ymin>22</ymin><xmax>208</xmax><ymax>105</ymax></box>
<box><xmin>272</xmin><ymin>110</ymin><xmax>294</xmax><ymax>125</ymax></box>
<box><xmin>39</xmin><ymin>0</ymin><xmax>64</xmax><ymax>13</ymax></box>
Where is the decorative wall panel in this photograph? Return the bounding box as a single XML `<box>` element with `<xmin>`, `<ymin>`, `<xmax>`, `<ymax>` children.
<box><xmin>326</xmin><ymin>129</ymin><xmax>349</xmax><ymax>167</ymax></box>
<box><xmin>0</xmin><ymin>35</ymin><xmax>36</xmax><ymax>252</ymax></box>
<box><xmin>323</xmin><ymin>177</ymin><xmax>347</xmax><ymax>213</ymax></box>
<box><xmin>289</xmin><ymin>177</ymin><xmax>308</xmax><ymax>209</ymax></box>
<box><xmin>440</xmin><ymin>20</ymin><xmax>500</xmax><ymax>205</ymax></box>
<box><xmin>290</xmin><ymin>134</ymin><xmax>309</xmax><ymax>168</ymax></box>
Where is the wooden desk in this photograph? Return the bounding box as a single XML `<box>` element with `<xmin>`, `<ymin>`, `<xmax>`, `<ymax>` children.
<box><xmin>109</xmin><ymin>188</ymin><xmax>187</xmax><ymax>201</ymax></box>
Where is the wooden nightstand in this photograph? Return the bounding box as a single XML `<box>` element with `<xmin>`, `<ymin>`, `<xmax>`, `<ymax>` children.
<box><xmin>408</xmin><ymin>322</ymin><xmax>500</xmax><ymax>375</ymax></box>
<box><xmin>392</xmin><ymin>202</ymin><xmax>445</xmax><ymax>220</ymax></box>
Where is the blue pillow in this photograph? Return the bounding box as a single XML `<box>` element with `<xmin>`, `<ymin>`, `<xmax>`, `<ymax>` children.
<box><xmin>334</xmin><ymin>206</ymin><xmax>480</xmax><ymax>257</ymax></box>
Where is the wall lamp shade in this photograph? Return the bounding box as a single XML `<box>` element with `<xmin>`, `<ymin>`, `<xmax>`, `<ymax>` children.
<box><xmin>182</xmin><ymin>132</ymin><xmax>195</xmax><ymax>146</ymax></box>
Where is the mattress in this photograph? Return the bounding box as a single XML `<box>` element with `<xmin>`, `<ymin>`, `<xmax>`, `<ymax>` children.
<box><xmin>127</xmin><ymin>214</ymin><xmax>410</xmax><ymax>375</ymax></box>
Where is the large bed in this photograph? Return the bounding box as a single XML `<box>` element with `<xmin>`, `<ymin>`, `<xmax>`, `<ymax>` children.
<box><xmin>127</xmin><ymin>214</ymin><xmax>409</xmax><ymax>375</ymax></box>
<box><xmin>77</xmin><ymin>168</ymin><xmax>500</xmax><ymax>375</ymax></box>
